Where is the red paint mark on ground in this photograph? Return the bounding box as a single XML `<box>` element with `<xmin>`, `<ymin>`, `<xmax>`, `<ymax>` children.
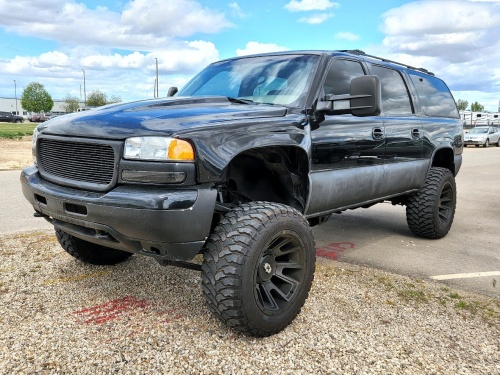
<box><xmin>316</xmin><ymin>242</ymin><xmax>355</xmax><ymax>260</ymax></box>
<box><xmin>71</xmin><ymin>296</ymin><xmax>148</xmax><ymax>324</ymax></box>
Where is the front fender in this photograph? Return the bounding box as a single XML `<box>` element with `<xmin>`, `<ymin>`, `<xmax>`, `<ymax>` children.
<box><xmin>178</xmin><ymin>114</ymin><xmax>311</xmax><ymax>182</ymax></box>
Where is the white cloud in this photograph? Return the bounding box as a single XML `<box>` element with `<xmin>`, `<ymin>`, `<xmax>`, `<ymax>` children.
<box><xmin>285</xmin><ymin>0</ymin><xmax>339</xmax><ymax>12</ymax></box>
<box><xmin>335</xmin><ymin>32</ymin><xmax>360</xmax><ymax>41</ymax></box>
<box><xmin>378</xmin><ymin>0</ymin><xmax>500</xmax><ymax>108</ymax></box>
<box><xmin>0</xmin><ymin>0</ymin><xmax>228</xmax><ymax>102</ymax></box>
<box><xmin>0</xmin><ymin>41</ymin><xmax>219</xmax><ymax>101</ymax></box>
<box><xmin>236</xmin><ymin>42</ymin><xmax>289</xmax><ymax>56</ymax></box>
<box><xmin>298</xmin><ymin>13</ymin><xmax>333</xmax><ymax>24</ymax></box>
<box><xmin>0</xmin><ymin>0</ymin><xmax>232</xmax><ymax>50</ymax></box>
<box><xmin>229</xmin><ymin>2</ymin><xmax>247</xmax><ymax>18</ymax></box>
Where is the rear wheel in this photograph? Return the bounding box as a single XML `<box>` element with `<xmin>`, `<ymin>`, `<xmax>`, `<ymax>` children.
<box><xmin>56</xmin><ymin>229</ymin><xmax>133</xmax><ymax>265</ymax></box>
<box><xmin>406</xmin><ymin>167</ymin><xmax>456</xmax><ymax>239</ymax></box>
<box><xmin>201</xmin><ymin>202</ymin><xmax>315</xmax><ymax>336</ymax></box>
<box><xmin>496</xmin><ymin>138</ymin><xmax>500</xmax><ymax>147</ymax></box>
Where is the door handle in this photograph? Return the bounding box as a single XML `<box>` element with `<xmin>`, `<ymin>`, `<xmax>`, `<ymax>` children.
<box><xmin>412</xmin><ymin>128</ymin><xmax>421</xmax><ymax>139</ymax></box>
<box><xmin>372</xmin><ymin>127</ymin><xmax>384</xmax><ymax>140</ymax></box>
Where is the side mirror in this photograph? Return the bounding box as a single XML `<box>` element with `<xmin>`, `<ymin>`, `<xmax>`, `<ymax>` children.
<box><xmin>167</xmin><ymin>87</ymin><xmax>178</xmax><ymax>97</ymax></box>
<box><xmin>316</xmin><ymin>75</ymin><xmax>381</xmax><ymax>117</ymax></box>
<box><xmin>350</xmin><ymin>75</ymin><xmax>381</xmax><ymax>116</ymax></box>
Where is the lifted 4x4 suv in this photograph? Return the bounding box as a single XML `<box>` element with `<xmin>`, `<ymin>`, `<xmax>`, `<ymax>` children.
<box><xmin>21</xmin><ymin>50</ymin><xmax>463</xmax><ymax>336</ymax></box>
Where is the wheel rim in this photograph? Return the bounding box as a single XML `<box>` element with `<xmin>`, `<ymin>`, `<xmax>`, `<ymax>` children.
<box><xmin>438</xmin><ymin>182</ymin><xmax>454</xmax><ymax>224</ymax></box>
<box><xmin>253</xmin><ymin>230</ymin><xmax>306</xmax><ymax>315</ymax></box>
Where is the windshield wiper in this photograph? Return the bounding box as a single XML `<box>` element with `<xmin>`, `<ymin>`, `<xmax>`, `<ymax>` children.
<box><xmin>227</xmin><ymin>97</ymin><xmax>254</xmax><ymax>104</ymax></box>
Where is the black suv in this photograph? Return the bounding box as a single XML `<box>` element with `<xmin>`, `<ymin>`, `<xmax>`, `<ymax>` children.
<box><xmin>0</xmin><ymin>111</ymin><xmax>23</xmax><ymax>123</ymax></box>
<box><xmin>21</xmin><ymin>50</ymin><xmax>463</xmax><ymax>336</ymax></box>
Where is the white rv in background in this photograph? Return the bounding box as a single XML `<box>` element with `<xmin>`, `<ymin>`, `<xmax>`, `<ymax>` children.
<box><xmin>460</xmin><ymin>111</ymin><xmax>499</xmax><ymax>128</ymax></box>
<box><xmin>490</xmin><ymin>113</ymin><xmax>500</xmax><ymax>126</ymax></box>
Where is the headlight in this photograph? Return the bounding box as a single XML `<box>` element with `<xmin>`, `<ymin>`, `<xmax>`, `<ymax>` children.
<box><xmin>124</xmin><ymin>137</ymin><xmax>194</xmax><ymax>161</ymax></box>
<box><xmin>32</xmin><ymin>127</ymin><xmax>39</xmax><ymax>165</ymax></box>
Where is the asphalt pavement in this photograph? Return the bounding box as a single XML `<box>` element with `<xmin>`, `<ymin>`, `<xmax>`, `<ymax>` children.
<box><xmin>1</xmin><ymin>147</ymin><xmax>499</xmax><ymax>297</ymax></box>
<box><xmin>313</xmin><ymin>147</ymin><xmax>500</xmax><ymax>298</ymax></box>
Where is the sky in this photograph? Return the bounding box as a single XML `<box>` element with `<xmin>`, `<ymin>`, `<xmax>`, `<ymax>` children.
<box><xmin>0</xmin><ymin>0</ymin><xmax>499</xmax><ymax>112</ymax></box>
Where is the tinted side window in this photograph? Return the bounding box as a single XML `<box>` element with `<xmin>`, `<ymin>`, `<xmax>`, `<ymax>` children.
<box><xmin>371</xmin><ymin>65</ymin><xmax>413</xmax><ymax>116</ymax></box>
<box><xmin>409</xmin><ymin>72</ymin><xmax>459</xmax><ymax>118</ymax></box>
<box><xmin>323</xmin><ymin>59</ymin><xmax>365</xmax><ymax>96</ymax></box>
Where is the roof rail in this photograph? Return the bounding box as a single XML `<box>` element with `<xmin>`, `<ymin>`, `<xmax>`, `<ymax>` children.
<box><xmin>339</xmin><ymin>49</ymin><xmax>435</xmax><ymax>76</ymax></box>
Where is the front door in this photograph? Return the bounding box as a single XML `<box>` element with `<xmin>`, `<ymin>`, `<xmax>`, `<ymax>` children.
<box><xmin>306</xmin><ymin>58</ymin><xmax>386</xmax><ymax>216</ymax></box>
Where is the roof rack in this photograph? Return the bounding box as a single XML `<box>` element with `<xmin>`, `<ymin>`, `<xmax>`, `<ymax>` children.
<box><xmin>339</xmin><ymin>49</ymin><xmax>435</xmax><ymax>76</ymax></box>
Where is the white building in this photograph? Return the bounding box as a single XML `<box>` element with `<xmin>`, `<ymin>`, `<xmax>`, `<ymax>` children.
<box><xmin>0</xmin><ymin>96</ymin><xmax>86</xmax><ymax>119</ymax></box>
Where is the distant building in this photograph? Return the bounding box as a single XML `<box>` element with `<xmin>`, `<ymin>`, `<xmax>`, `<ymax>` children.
<box><xmin>0</xmin><ymin>96</ymin><xmax>86</xmax><ymax>119</ymax></box>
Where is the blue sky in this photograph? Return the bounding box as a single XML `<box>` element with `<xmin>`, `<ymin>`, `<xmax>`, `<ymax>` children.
<box><xmin>1</xmin><ymin>0</ymin><xmax>499</xmax><ymax>111</ymax></box>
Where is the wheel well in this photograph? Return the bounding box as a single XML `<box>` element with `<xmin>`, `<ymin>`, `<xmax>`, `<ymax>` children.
<box><xmin>431</xmin><ymin>148</ymin><xmax>456</xmax><ymax>175</ymax></box>
<box><xmin>220</xmin><ymin>147</ymin><xmax>309</xmax><ymax>213</ymax></box>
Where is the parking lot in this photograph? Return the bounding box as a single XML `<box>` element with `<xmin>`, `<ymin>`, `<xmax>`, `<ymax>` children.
<box><xmin>313</xmin><ymin>147</ymin><xmax>500</xmax><ymax>298</ymax></box>
<box><xmin>0</xmin><ymin>143</ymin><xmax>499</xmax><ymax>373</ymax></box>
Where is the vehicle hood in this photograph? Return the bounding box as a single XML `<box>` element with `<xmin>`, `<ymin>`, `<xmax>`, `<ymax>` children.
<box><xmin>37</xmin><ymin>97</ymin><xmax>288</xmax><ymax>139</ymax></box>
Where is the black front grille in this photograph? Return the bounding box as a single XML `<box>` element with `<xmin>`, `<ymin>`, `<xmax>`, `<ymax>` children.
<box><xmin>38</xmin><ymin>139</ymin><xmax>116</xmax><ymax>188</ymax></box>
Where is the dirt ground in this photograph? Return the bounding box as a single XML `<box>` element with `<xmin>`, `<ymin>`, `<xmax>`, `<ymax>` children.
<box><xmin>0</xmin><ymin>137</ymin><xmax>32</xmax><ymax>171</ymax></box>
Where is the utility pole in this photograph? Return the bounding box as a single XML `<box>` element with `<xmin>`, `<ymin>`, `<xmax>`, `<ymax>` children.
<box><xmin>82</xmin><ymin>69</ymin><xmax>87</xmax><ymax>107</ymax></box>
<box><xmin>13</xmin><ymin>80</ymin><xmax>18</xmax><ymax>114</ymax></box>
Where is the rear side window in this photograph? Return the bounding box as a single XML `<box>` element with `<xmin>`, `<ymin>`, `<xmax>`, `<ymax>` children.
<box><xmin>371</xmin><ymin>65</ymin><xmax>413</xmax><ymax>116</ymax></box>
<box><xmin>409</xmin><ymin>72</ymin><xmax>459</xmax><ymax>118</ymax></box>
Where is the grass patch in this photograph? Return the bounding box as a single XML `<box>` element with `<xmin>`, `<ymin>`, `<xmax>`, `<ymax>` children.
<box><xmin>0</xmin><ymin>122</ymin><xmax>37</xmax><ymax>139</ymax></box>
<box><xmin>397</xmin><ymin>288</ymin><xmax>429</xmax><ymax>304</ymax></box>
<box><xmin>377</xmin><ymin>276</ymin><xmax>395</xmax><ymax>290</ymax></box>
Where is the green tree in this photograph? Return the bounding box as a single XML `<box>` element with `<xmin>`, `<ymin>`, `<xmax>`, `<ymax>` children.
<box><xmin>86</xmin><ymin>90</ymin><xmax>108</xmax><ymax>107</ymax></box>
<box><xmin>20</xmin><ymin>82</ymin><xmax>54</xmax><ymax>113</ymax></box>
<box><xmin>470</xmin><ymin>101</ymin><xmax>484</xmax><ymax>112</ymax></box>
<box><xmin>109</xmin><ymin>95</ymin><xmax>122</xmax><ymax>104</ymax></box>
<box><xmin>63</xmin><ymin>95</ymin><xmax>80</xmax><ymax>113</ymax></box>
<box><xmin>86</xmin><ymin>90</ymin><xmax>122</xmax><ymax>107</ymax></box>
<box><xmin>456</xmin><ymin>99</ymin><xmax>468</xmax><ymax>111</ymax></box>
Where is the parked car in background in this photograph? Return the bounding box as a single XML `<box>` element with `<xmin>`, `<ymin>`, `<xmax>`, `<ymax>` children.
<box><xmin>463</xmin><ymin>126</ymin><xmax>500</xmax><ymax>147</ymax></box>
<box><xmin>43</xmin><ymin>113</ymin><xmax>58</xmax><ymax>121</ymax></box>
<box><xmin>29</xmin><ymin>113</ymin><xmax>43</xmax><ymax>122</ymax></box>
<box><xmin>0</xmin><ymin>111</ymin><xmax>23</xmax><ymax>123</ymax></box>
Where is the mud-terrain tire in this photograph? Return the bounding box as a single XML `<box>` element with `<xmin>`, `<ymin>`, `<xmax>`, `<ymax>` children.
<box><xmin>56</xmin><ymin>229</ymin><xmax>133</xmax><ymax>265</ymax></box>
<box><xmin>406</xmin><ymin>167</ymin><xmax>456</xmax><ymax>239</ymax></box>
<box><xmin>201</xmin><ymin>202</ymin><xmax>315</xmax><ymax>336</ymax></box>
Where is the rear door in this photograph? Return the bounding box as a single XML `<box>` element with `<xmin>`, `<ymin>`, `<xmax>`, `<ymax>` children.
<box><xmin>369</xmin><ymin>64</ymin><xmax>426</xmax><ymax>195</ymax></box>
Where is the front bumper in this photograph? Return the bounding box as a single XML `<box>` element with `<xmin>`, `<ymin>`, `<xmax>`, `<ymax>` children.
<box><xmin>21</xmin><ymin>166</ymin><xmax>217</xmax><ymax>262</ymax></box>
<box><xmin>463</xmin><ymin>140</ymin><xmax>486</xmax><ymax>145</ymax></box>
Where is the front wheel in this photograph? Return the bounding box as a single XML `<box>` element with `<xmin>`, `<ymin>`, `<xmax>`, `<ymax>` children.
<box><xmin>56</xmin><ymin>229</ymin><xmax>133</xmax><ymax>265</ymax></box>
<box><xmin>201</xmin><ymin>202</ymin><xmax>315</xmax><ymax>336</ymax></box>
<box><xmin>484</xmin><ymin>139</ymin><xmax>489</xmax><ymax>148</ymax></box>
<box><xmin>406</xmin><ymin>167</ymin><xmax>456</xmax><ymax>239</ymax></box>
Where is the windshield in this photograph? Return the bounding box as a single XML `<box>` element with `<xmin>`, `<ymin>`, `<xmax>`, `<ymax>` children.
<box><xmin>177</xmin><ymin>54</ymin><xmax>320</xmax><ymax>107</ymax></box>
<box><xmin>468</xmin><ymin>127</ymin><xmax>488</xmax><ymax>134</ymax></box>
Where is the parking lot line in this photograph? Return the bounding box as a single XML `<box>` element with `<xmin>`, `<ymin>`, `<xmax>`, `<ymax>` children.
<box><xmin>430</xmin><ymin>271</ymin><xmax>500</xmax><ymax>280</ymax></box>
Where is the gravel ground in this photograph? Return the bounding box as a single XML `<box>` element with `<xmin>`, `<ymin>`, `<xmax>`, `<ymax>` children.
<box><xmin>1</xmin><ymin>231</ymin><xmax>499</xmax><ymax>374</ymax></box>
